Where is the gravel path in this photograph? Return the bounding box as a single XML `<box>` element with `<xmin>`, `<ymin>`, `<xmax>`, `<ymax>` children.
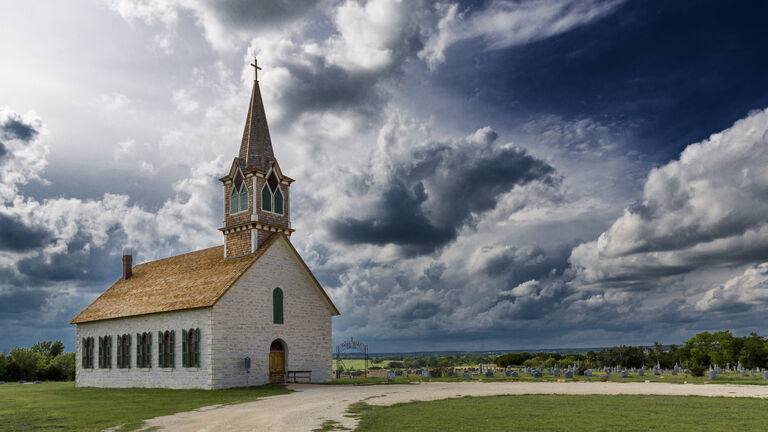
<box><xmin>142</xmin><ymin>381</ymin><xmax>768</xmax><ymax>431</ymax></box>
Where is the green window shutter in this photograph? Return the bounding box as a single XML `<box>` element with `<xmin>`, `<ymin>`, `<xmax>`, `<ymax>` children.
<box><xmin>239</xmin><ymin>186</ymin><xmax>248</xmax><ymax>211</ymax></box>
<box><xmin>108</xmin><ymin>336</ymin><xmax>112</xmax><ymax>369</ymax></box>
<box><xmin>194</xmin><ymin>328</ymin><xmax>200</xmax><ymax>367</ymax></box>
<box><xmin>126</xmin><ymin>334</ymin><xmax>131</xmax><ymax>369</ymax></box>
<box><xmin>158</xmin><ymin>331</ymin><xmax>163</xmax><ymax>367</ymax></box>
<box><xmin>147</xmin><ymin>332</ymin><xmax>152</xmax><ymax>368</ymax></box>
<box><xmin>230</xmin><ymin>187</ymin><xmax>238</xmax><ymax>214</ymax></box>
<box><xmin>274</xmin><ymin>188</ymin><xmax>283</xmax><ymax>214</ymax></box>
<box><xmin>170</xmin><ymin>330</ymin><xmax>175</xmax><ymax>367</ymax></box>
<box><xmin>98</xmin><ymin>336</ymin><xmax>103</xmax><ymax>368</ymax></box>
<box><xmin>261</xmin><ymin>185</ymin><xmax>272</xmax><ymax>212</ymax></box>
<box><xmin>81</xmin><ymin>338</ymin><xmax>86</xmax><ymax>369</ymax></box>
<box><xmin>273</xmin><ymin>288</ymin><xmax>284</xmax><ymax>324</ymax></box>
<box><xmin>182</xmin><ymin>329</ymin><xmax>188</xmax><ymax>367</ymax></box>
<box><xmin>136</xmin><ymin>333</ymin><xmax>141</xmax><ymax>367</ymax></box>
<box><xmin>89</xmin><ymin>338</ymin><xmax>94</xmax><ymax>369</ymax></box>
<box><xmin>117</xmin><ymin>335</ymin><xmax>122</xmax><ymax>368</ymax></box>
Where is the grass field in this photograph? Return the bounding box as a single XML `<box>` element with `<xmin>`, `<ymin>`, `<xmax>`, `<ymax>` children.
<box><xmin>350</xmin><ymin>394</ymin><xmax>768</xmax><ymax>431</ymax></box>
<box><xmin>0</xmin><ymin>381</ymin><xmax>290</xmax><ymax>432</ymax></box>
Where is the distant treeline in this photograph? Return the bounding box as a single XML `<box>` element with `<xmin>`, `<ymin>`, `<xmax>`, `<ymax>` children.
<box><xmin>0</xmin><ymin>341</ymin><xmax>75</xmax><ymax>382</ymax></box>
<box><xmin>496</xmin><ymin>331</ymin><xmax>768</xmax><ymax>372</ymax></box>
<box><xmin>369</xmin><ymin>331</ymin><xmax>768</xmax><ymax>373</ymax></box>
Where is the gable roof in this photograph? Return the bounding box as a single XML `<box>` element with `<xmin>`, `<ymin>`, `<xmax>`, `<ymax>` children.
<box><xmin>70</xmin><ymin>234</ymin><xmax>339</xmax><ymax>324</ymax></box>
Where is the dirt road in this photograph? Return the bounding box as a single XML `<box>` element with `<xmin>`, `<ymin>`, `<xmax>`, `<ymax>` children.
<box><xmin>142</xmin><ymin>381</ymin><xmax>768</xmax><ymax>431</ymax></box>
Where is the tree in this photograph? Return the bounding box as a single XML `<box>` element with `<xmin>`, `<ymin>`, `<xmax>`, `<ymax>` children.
<box><xmin>738</xmin><ymin>333</ymin><xmax>766</xmax><ymax>369</ymax></box>
<box><xmin>9</xmin><ymin>348</ymin><xmax>42</xmax><ymax>381</ymax></box>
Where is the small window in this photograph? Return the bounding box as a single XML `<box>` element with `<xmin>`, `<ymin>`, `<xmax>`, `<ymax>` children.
<box><xmin>117</xmin><ymin>334</ymin><xmax>131</xmax><ymax>368</ymax></box>
<box><xmin>137</xmin><ymin>332</ymin><xmax>151</xmax><ymax>368</ymax></box>
<box><xmin>158</xmin><ymin>330</ymin><xmax>174</xmax><ymax>368</ymax></box>
<box><xmin>273</xmin><ymin>287</ymin><xmax>284</xmax><ymax>324</ymax></box>
<box><xmin>261</xmin><ymin>184</ymin><xmax>272</xmax><ymax>212</ymax></box>
<box><xmin>182</xmin><ymin>328</ymin><xmax>200</xmax><ymax>368</ymax></box>
<box><xmin>98</xmin><ymin>335</ymin><xmax>111</xmax><ymax>369</ymax></box>
<box><xmin>82</xmin><ymin>337</ymin><xmax>94</xmax><ymax>369</ymax></box>
<box><xmin>274</xmin><ymin>188</ymin><xmax>284</xmax><ymax>215</ymax></box>
<box><xmin>239</xmin><ymin>185</ymin><xmax>248</xmax><ymax>211</ymax></box>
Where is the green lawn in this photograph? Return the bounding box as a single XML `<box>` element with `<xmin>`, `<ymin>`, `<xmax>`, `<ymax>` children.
<box><xmin>351</xmin><ymin>394</ymin><xmax>768</xmax><ymax>431</ymax></box>
<box><xmin>0</xmin><ymin>381</ymin><xmax>290</xmax><ymax>432</ymax></box>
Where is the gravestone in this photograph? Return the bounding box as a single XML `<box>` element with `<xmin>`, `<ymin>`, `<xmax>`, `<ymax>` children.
<box><xmin>621</xmin><ymin>370</ymin><xmax>628</xmax><ymax>378</ymax></box>
<box><xmin>387</xmin><ymin>372</ymin><xmax>395</xmax><ymax>380</ymax></box>
<box><xmin>553</xmin><ymin>368</ymin><xmax>560</xmax><ymax>377</ymax></box>
<box><xmin>638</xmin><ymin>369</ymin><xmax>644</xmax><ymax>377</ymax></box>
<box><xmin>34</xmin><ymin>381</ymin><xmax>42</xmax><ymax>384</ymax></box>
<box><xmin>740</xmin><ymin>370</ymin><xmax>745</xmax><ymax>377</ymax></box>
<box><xmin>422</xmin><ymin>370</ymin><xmax>430</xmax><ymax>378</ymax></box>
<box><xmin>510</xmin><ymin>371</ymin><xmax>518</xmax><ymax>377</ymax></box>
<box><xmin>709</xmin><ymin>370</ymin><xmax>717</xmax><ymax>381</ymax></box>
<box><xmin>763</xmin><ymin>371</ymin><xmax>768</xmax><ymax>381</ymax></box>
<box><xmin>0</xmin><ymin>381</ymin><xmax>4</xmax><ymax>384</ymax></box>
<box><xmin>478</xmin><ymin>364</ymin><xmax>484</xmax><ymax>374</ymax></box>
<box><xmin>17</xmin><ymin>380</ymin><xmax>25</xmax><ymax>384</ymax></box>
<box><xmin>584</xmin><ymin>370</ymin><xmax>592</xmax><ymax>377</ymax></box>
<box><xmin>671</xmin><ymin>370</ymin><xmax>677</xmax><ymax>376</ymax></box>
<box><xmin>485</xmin><ymin>370</ymin><xmax>493</xmax><ymax>377</ymax></box>
<box><xmin>462</xmin><ymin>374</ymin><xmax>471</xmax><ymax>379</ymax></box>
<box><xmin>564</xmin><ymin>371</ymin><xmax>574</xmax><ymax>379</ymax></box>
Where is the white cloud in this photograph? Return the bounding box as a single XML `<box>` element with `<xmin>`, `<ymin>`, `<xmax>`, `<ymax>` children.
<box><xmin>570</xmin><ymin>108</ymin><xmax>768</xmax><ymax>290</ymax></box>
<box><xmin>101</xmin><ymin>92</ymin><xmax>130</xmax><ymax>111</ymax></box>
<box><xmin>695</xmin><ymin>262</ymin><xmax>768</xmax><ymax>312</ymax></box>
<box><xmin>420</xmin><ymin>0</ymin><xmax>624</xmax><ymax>69</ymax></box>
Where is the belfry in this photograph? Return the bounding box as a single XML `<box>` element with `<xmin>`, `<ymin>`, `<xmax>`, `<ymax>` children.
<box><xmin>219</xmin><ymin>58</ymin><xmax>294</xmax><ymax>258</ymax></box>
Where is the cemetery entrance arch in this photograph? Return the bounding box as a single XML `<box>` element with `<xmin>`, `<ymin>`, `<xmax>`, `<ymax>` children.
<box><xmin>335</xmin><ymin>337</ymin><xmax>368</xmax><ymax>379</ymax></box>
<box><xmin>269</xmin><ymin>339</ymin><xmax>286</xmax><ymax>383</ymax></box>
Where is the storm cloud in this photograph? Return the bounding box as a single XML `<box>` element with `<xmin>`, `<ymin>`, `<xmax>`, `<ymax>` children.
<box><xmin>330</xmin><ymin>127</ymin><xmax>557</xmax><ymax>255</ymax></box>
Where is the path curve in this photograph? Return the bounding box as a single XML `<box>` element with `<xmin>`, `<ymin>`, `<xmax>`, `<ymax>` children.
<box><xmin>142</xmin><ymin>381</ymin><xmax>768</xmax><ymax>431</ymax></box>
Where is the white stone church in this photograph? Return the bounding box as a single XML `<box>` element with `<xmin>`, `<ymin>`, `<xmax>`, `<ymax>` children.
<box><xmin>70</xmin><ymin>60</ymin><xmax>340</xmax><ymax>389</ymax></box>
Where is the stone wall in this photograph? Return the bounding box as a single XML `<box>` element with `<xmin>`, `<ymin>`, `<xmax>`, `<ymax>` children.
<box><xmin>75</xmin><ymin>308</ymin><xmax>213</xmax><ymax>389</ymax></box>
<box><xmin>211</xmin><ymin>236</ymin><xmax>334</xmax><ymax>389</ymax></box>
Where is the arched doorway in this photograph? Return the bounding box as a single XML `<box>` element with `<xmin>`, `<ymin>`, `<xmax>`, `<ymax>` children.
<box><xmin>269</xmin><ymin>339</ymin><xmax>285</xmax><ymax>383</ymax></box>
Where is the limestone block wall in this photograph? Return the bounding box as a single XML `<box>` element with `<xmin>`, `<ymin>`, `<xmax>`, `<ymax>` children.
<box><xmin>211</xmin><ymin>237</ymin><xmax>334</xmax><ymax>389</ymax></box>
<box><xmin>75</xmin><ymin>308</ymin><xmax>213</xmax><ymax>389</ymax></box>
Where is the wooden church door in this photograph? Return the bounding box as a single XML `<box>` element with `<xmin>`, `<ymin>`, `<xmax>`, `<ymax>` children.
<box><xmin>269</xmin><ymin>340</ymin><xmax>285</xmax><ymax>383</ymax></box>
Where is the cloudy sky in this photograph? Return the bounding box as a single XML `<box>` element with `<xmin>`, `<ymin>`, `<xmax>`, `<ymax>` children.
<box><xmin>2</xmin><ymin>0</ymin><xmax>768</xmax><ymax>352</ymax></box>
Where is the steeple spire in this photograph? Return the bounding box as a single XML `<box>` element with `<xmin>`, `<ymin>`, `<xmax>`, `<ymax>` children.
<box><xmin>239</xmin><ymin>57</ymin><xmax>274</xmax><ymax>171</ymax></box>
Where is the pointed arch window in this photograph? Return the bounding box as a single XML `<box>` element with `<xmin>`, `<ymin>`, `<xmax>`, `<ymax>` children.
<box><xmin>261</xmin><ymin>171</ymin><xmax>284</xmax><ymax>215</ymax></box>
<box><xmin>274</xmin><ymin>188</ymin><xmax>284</xmax><ymax>215</ymax></box>
<box><xmin>261</xmin><ymin>183</ymin><xmax>272</xmax><ymax>212</ymax></box>
<box><xmin>230</xmin><ymin>172</ymin><xmax>248</xmax><ymax>214</ymax></box>
<box><xmin>273</xmin><ymin>287</ymin><xmax>284</xmax><ymax>324</ymax></box>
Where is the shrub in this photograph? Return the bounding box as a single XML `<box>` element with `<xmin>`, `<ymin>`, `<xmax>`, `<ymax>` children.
<box><xmin>688</xmin><ymin>362</ymin><xmax>706</xmax><ymax>377</ymax></box>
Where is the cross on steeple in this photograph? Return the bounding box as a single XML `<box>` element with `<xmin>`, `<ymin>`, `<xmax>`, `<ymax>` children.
<box><xmin>250</xmin><ymin>57</ymin><xmax>262</xmax><ymax>81</ymax></box>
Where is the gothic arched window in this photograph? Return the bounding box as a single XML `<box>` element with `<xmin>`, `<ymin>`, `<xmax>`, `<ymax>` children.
<box><xmin>274</xmin><ymin>188</ymin><xmax>284</xmax><ymax>215</ymax></box>
<box><xmin>230</xmin><ymin>172</ymin><xmax>248</xmax><ymax>214</ymax></box>
<box><xmin>261</xmin><ymin>183</ymin><xmax>272</xmax><ymax>212</ymax></box>
<box><xmin>273</xmin><ymin>287</ymin><xmax>284</xmax><ymax>324</ymax></box>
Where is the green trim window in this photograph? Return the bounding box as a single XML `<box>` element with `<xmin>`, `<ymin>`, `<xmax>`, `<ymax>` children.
<box><xmin>81</xmin><ymin>337</ymin><xmax>94</xmax><ymax>369</ymax></box>
<box><xmin>273</xmin><ymin>287</ymin><xmax>284</xmax><ymax>324</ymax></box>
<box><xmin>274</xmin><ymin>188</ymin><xmax>284</xmax><ymax>214</ymax></box>
<box><xmin>182</xmin><ymin>328</ymin><xmax>200</xmax><ymax>367</ymax></box>
<box><xmin>158</xmin><ymin>330</ymin><xmax>175</xmax><ymax>368</ymax></box>
<box><xmin>230</xmin><ymin>172</ymin><xmax>248</xmax><ymax>214</ymax></box>
<box><xmin>117</xmin><ymin>334</ymin><xmax>130</xmax><ymax>368</ymax></box>
<box><xmin>261</xmin><ymin>184</ymin><xmax>272</xmax><ymax>212</ymax></box>
<box><xmin>98</xmin><ymin>335</ymin><xmax>111</xmax><ymax>369</ymax></box>
<box><xmin>136</xmin><ymin>332</ymin><xmax>152</xmax><ymax>368</ymax></box>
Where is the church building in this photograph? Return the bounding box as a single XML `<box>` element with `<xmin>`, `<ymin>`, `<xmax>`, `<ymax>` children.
<box><xmin>70</xmin><ymin>59</ymin><xmax>340</xmax><ymax>389</ymax></box>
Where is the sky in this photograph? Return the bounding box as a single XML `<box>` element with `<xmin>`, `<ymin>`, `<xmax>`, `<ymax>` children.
<box><xmin>2</xmin><ymin>0</ymin><xmax>768</xmax><ymax>353</ymax></box>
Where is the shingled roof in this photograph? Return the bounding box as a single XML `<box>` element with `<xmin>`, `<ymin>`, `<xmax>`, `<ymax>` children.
<box><xmin>70</xmin><ymin>235</ymin><xmax>339</xmax><ymax>324</ymax></box>
<box><xmin>238</xmin><ymin>72</ymin><xmax>275</xmax><ymax>171</ymax></box>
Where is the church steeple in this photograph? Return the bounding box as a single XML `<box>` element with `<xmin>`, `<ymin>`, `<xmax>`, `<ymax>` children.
<box><xmin>219</xmin><ymin>58</ymin><xmax>294</xmax><ymax>258</ymax></box>
<box><xmin>239</xmin><ymin>58</ymin><xmax>275</xmax><ymax>171</ymax></box>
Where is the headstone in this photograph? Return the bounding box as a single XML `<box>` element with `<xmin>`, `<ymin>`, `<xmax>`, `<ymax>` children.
<box><xmin>620</xmin><ymin>370</ymin><xmax>628</xmax><ymax>378</ymax></box>
<box><xmin>564</xmin><ymin>371</ymin><xmax>574</xmax><ymax>379</ymax></box>
<box><xmin>584</xmin><ymin>370</ymin><xmax>592</xmax><ymax>377</ymax></box>
<box><xmin>395</xmin><ymin>370</ymin><xmax>403</xmax><ymax>376</ymax></box>
<box><xmin>0</xmin><ymin>381</ymin><xmax>4</xmax><ymax>384</ymax></box>
<box><xmin>510</xmin><ymin>371</ymin><xmax>518</xmax><ymax>377</ymax></box>
<box><xmin>553</xmin><ymin>369</ymin><xmax>560</xmax><ymax>377</ymax></box>
<box><xmin>484</xmin><ymin>370</ymin><xmax>493</xmax><ymax>377</ymax></box>
<box><xmin>387</xmin><ymin>372</ymin><xmax>395</xmax><ymax>380</ymax></box>
<box><xmin>17</xmin><ymin>380</ymin><xmax>25</xmax><ymax>384</ymax></box>
<box><xmin>478</xmin><ymin>364</ymin><xmax>484</xmax><ymax>374</ymax></box>
<box><xmin>462</xmin><ymin>374</ymin><xmax>471</xmax><ymax>379</ymax></box>
<box><xmin>740</xmin><ymin>370</ymin><xmax>745</xmax><ymax>377</ymax></box>
<box><xmin>422</xmin><ymin>370</ymin><xmax>430</xmax><ymax>378</ymax></box>
<box><xmin>671</xmin><ymin>370</ymin><xmax>677</xmax><ymax>376</ymax></box>
<box><xmin>763</xmin><ymin>371</ymin><xmax>768</xmax><ymax>381</ymax></box>
<box><xmin>34</xmin><ymin>381</ymin><xmax>42</xmax><ymax>384</ymax></box>
<box><xmin>638</xmin><ymin>369</ymin><xmax>644</xmax><ymax>377</ymax></box>
<box><xmin>709</xmin><ymin>370</ymin><xmax>717</xmax><ymax>381</ymax></box>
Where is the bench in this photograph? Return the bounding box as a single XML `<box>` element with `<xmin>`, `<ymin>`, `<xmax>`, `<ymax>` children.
<box><xmin>285</xmin><ymin>370</ymin><xmax>312</xmax><ymax>383</ymax></box>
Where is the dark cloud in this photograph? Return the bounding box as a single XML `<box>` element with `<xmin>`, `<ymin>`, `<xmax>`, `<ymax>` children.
<box><xmin>0</xmin><ymin>287</ymin><xmax>50</xmax><ymax>315</ymax></box>
<box><xmin>0</xmin><ymin>213</ymin><xmax>51</xmax><ymax>252</ymax></box>
<box><xmin>202</xmin><ymin>0</ymin><xmax>318</xmax><ymax>31</ymax></box>
<box><xmin>0</xmin><ymin>141</ymin><xmax>6</xmax><ymax>159</ymax></box>
<box><xmin>0</xmin><ymin>114</ymin><xmax>38</xmax><ymax>142</ymax></box>
<box><xmin>330</xmin><ymin>132</ymin><xmax>557</xmax><ymax>255</ymax></box>
<box><xmin>483</xmin><ymin>246</ymin><xmax>572</xmax><ymax>289</ymax></box>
